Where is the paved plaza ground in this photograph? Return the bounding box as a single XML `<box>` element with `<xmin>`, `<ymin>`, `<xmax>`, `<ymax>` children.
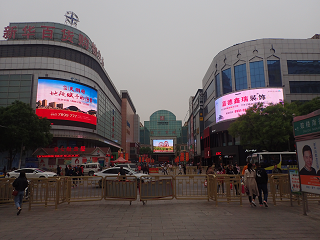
<box><xmin>1</xmin><ymin>198</ymin><xmax>320</xmax><ymax>240</ymax></box>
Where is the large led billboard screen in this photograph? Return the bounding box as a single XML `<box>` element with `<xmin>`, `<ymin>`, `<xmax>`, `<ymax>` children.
<box><xmin>153</xmin><ymin>139</ymin><xmax>174</xmax><ymax>153</ymax></box>
<box><xmin>36</xmin><ymin>78</ymin><xmax>98</xmax><ymax>129</ymax></box>
<box><xmin>215</xmin><ymin>88</ymin><xmax>283</xmax><ymax>123</ymax></box>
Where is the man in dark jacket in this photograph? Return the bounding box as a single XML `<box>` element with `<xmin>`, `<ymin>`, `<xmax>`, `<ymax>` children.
<box><xmin>12</xmin><ymin>172</ymin><xmax>28</xmax><ymax>215</ymax></box>
<box><xmin>255</xmin><ymin>162</ymin><xmax>269</xmax><ymax>207</ymax></box>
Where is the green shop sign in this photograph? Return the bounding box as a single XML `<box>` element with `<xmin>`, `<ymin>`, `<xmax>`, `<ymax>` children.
<box><xmin>294</xmin><ymin>115</ymin><xmax>320</xmax><ymax>136</ymax></box>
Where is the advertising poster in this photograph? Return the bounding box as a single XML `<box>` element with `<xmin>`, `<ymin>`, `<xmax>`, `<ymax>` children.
<box><xmin>153</xmin><ymin>139</ymin><xmax>174</xmax><ymax>153</ymax></box>
<box><xmin>288</xmin><ymin>166</ymin><xmax>301</xmax><ymax>193</ymax></box>
<box><xmin>296</xmin><ymin>139</ymin><xmax>320</xmax><ymax>194</ymax></box>
<box><xmin>215</xmin><ymin>88</ymin><xmax>283</xmax><ymax>123</ymax></box>
<box><xmin>36</xmin><ymin>78</ymin><xmax>98</xmax><ymax>129</ymax></box>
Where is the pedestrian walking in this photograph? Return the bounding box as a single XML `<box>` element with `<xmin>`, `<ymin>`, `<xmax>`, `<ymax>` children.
<box><xmin>12</xmin><ymin>172</ymin><xmax>28</xmax><ymax>215</ymax></box>
<box><xmin>243</xmin><ymin>163</ymin><xmax>259</xmax><ymax>207</ymax></box>
<box><xmin>255</xmin><ymin>162</ymin><xmax>269</xmax><ymax>207</ymax></box>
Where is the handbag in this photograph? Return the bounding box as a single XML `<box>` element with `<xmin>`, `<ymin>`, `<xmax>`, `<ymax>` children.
<box><xmin>12</xmin><ymin>190</ymin><xmax>18</xmax><ymax>196</ymax></box>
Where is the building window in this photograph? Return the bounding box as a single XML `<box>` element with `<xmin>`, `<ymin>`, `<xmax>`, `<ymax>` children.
<box><xmin>267</xmin><ymin>60</ymin><xmax>282</xmax><ymax>87</ymax></box>
<box><xmin>250</xmin><ymin>61</ymin><xmax>265</xmax><ymax>88</ymax></box>
<box><xmin>290</xmin><ymin>81</ymin><xmax>320</xmax><ymax>93</ymax></box>
<box><xmin>234</xmin><ymin>63</ymin><xmax>247</xmax><ymax>91</ymax></box>
<box><xmin>287</xmin><ymin>60</ymin><xmax>320</xmax><ymax>74</ymax></box>
<box><xmin>203</xmin><ymin>97</ymin><xmax>215</xmax><ymax>116</ymax></box>
<box><xmin>203</xmin><ymin>80</ymin><xmax>214</xmax><ymax>103</ymax></box>
<box><xmin>222</xmin><ymin>68</ymin><xmax>232</xmax><ymax>94</ymax></box>
<box><xmin>204</xmin><ymin>113</ymin><xmax>215</xmax><ymax>128</ymax></box>
<box><xmin>215</xmin><ymin>73</ymin><xmax>221</xmax><ymax>98</ymax></box>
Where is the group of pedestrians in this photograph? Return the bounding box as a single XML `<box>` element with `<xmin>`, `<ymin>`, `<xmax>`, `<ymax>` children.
<box><xmin>243</xmin><ymin>162</ymin><xmax>269</xmax><ymax>208</ymax></box>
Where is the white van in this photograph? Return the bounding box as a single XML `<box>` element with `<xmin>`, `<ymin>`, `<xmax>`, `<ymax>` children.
<box><xmin>82</xmin><ymin>163</ymin><xmax>101</xmax><ymax>176</ymax></box>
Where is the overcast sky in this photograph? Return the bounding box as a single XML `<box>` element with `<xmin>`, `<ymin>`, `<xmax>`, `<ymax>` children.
<box><xmin>1</xmin><ymin>0</ymin><xmax>319</xmax><ymax>124</ymax></box>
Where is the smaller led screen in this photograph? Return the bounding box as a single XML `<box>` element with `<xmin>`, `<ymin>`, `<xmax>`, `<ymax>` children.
<box><xmin>36</xmin><ymin>78</ymin><xmax>98</xmax><ymax>129</ymax></box>
<box><xmin>215</xmin><ymin>88</ymin><xmax>283</xmax><ymax>123</ymax></box>
<box><xmin>153</xmin><ymin>139</ymin><xmax>174</xmax><ymax>153</ymax></box>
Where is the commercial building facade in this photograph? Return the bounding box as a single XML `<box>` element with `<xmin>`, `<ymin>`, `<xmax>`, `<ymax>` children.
<box><xmin>140</xmin><ymin>110</ymin><xmax>187</xmax><ymax>163</ymax></box>
<box><xmin>197</xmin><ymin>37</ymin><xmax>320</xmax><ymax>166</ymax></box>
<box><xmin>0</xmin><ymin>22</ymin><xmax>139</xmax><ymax>169</ymax></box>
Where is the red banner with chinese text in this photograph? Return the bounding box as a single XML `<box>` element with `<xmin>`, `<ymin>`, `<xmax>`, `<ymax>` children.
<box><xmin>36</xmin><ymin>108</ymin><xmax>96</xmax><ymax>125</ymax></box>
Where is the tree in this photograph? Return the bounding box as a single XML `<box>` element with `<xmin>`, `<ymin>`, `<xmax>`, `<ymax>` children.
<box><xmin>0</xmin><ymin>101</ymin><xmax>53</xmax><ymax>169</ymax></box>
<box><xmin>139</xmin><ymin>146</ymin><xmax>153</xmax><ymax>156</ymax></box>
<box><xmin>228</xmin><ymin>102</ymin><xmax>296</xmax><ymax>152</ymax></box>
<box><xmin>294</xmin><ymin>97</ymin><xmax>320</xmax><ymax>116</ymax></box>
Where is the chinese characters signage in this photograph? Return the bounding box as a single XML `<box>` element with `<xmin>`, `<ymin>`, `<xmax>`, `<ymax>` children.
<box><xmin>215</xmin><ymin>88</ymin><xmax>283</xmax><ymax>123</ymax></box>
<box><xmin>3</xmin><ymin>22</ymin><xmax>104</xmax><ymax>66</ymax></box>
<box><xmin>36</xmin><ymin>78</ymin><xmax>97</xmax><ymax>129</ymax></box>
<box><xmin>293</xmin><ymin>115</ymin><xmax>320</xmax><ymax>136</ymax></box>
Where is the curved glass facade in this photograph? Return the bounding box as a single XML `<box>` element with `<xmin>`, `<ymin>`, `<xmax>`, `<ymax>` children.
<box><xmin>144</xmin><ymin>110</ymin><xmax>182</xmax><ymax>138</ymax></box>
<box><xmin>203</xmin><ymin>80</ymin><xmax>214</xmax><ymax>103</ymax></box>
<box><xmin>250</xmin><ymin>61</ymin><xmax>265</xmax><ymax>88</ymax></box>
<box><xmin>234</xmin><ymin>63</ymin><xmax>247</xmax><ymax>91</ymax></box>
<box><xmin>267</xmin><ymin>60</ymin><xmax>282</xmax><ymax>87</ymax></box>
<box><xmin>216</xmin><ymin>73</ymin><xmax>221</xmax><ymax>97</ymax></box>
<box><xmin>222</xmin><ymin>68</ymin><xmax>232</xmax><ymax>94</ymax></box>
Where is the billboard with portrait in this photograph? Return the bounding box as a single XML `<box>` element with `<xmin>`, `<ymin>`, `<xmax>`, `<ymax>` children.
<box><xmin>36</xmin><ymin>78</ymin><xmax>98</xmax><ymax>129</ymax></box>
<box><xmin>296</xmin><ymin>139</ymin><xmax>320</xmax><ymax>194</ymax></box>
<box><xmin>215</xmin><ymin>88</ymin><xmax>283</xmax><ymax>123</ymax></box>
<box><xmin>153</xmin><ymin>139</ymin><xmax>174</xmax><ymax>153</ymax></box>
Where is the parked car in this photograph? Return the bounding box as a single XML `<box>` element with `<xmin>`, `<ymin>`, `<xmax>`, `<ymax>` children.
<box><xmin>94</xmin><ymin>167</ymin><xmax>150</xmax><ymax>187</ymax></box>
<box><xmin>81</xmin><ymin>163</ymin><xmax>102</xmax><ymax>176</ymax></box>
<box><xmin>6</xmin><ymin>168</ymin><xmax>57</xmax><ymax>178</ymax></box>
<box><xmin>114</xmin><ymin>163</ymin><xmax>137</xmax><ymax>171</ymax></box>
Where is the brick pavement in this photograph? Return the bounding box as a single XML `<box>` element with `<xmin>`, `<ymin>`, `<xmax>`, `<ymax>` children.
<box><xmin>1</xmin><ymin>198</ymin><xmax>320</xmax><ymax>240</ymax></box>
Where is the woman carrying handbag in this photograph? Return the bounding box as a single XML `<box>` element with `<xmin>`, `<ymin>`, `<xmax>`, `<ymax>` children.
<box><xmin>12</xmin><ymin>172</ymin><xmax>28</xmax><ymax>215</ymax></box>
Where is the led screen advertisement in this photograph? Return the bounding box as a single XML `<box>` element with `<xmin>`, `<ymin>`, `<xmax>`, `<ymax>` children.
<box><xmin>36</xmin><ymin>78</ymin><xmax>98</xmax><ymax>129</ymax></box>
<box><xmin>153</xmin><ymin>139</ymin><xmax>174</xmax><ymax>153</ymax></box>
<box><xmin>215</xmin><ymin>88</ymin><xmax>283</xmax><ymax>123</ymax></box>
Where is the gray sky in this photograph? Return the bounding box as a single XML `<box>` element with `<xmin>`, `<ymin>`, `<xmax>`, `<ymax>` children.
<box><xmin>1</xmin><ymin>0</ymin><xmax>319</xmax><ymax>123</ymax></box>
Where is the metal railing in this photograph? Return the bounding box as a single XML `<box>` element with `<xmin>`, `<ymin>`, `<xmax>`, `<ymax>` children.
<box><xmin>2</xmin><ymin>174</ymin><xmax>320</xmax><ymax>209</ymax></box>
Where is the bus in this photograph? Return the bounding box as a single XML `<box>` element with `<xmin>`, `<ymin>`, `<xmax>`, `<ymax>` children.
<box><xmin>246</xmin><ymin>152</ymin><xmax>297</xmax><ymax>173</ymax></box>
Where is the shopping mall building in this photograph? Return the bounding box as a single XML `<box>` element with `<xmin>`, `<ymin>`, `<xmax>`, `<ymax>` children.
<box><xmin>190</xmin><ymin>35</ymin><xmax>320</xmax><ymax>166</ymax></box>
<box><xmin>140</xmin><ymin>110</ymin><xmax>187</xmax><ymax>163</ymax></box>
<box><xmin>0</xmin><ymin>22</ymin><xmax>140</xmax><ymax>169</ymax></box>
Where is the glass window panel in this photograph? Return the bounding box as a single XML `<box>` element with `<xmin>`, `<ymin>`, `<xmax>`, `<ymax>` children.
<box><xmin>234</xmin><ymin>63</ymin><xmax>247</xmax><ymax>91</ymax></box>
<box><xmin>9</xmin><ymin>81</ymin><xmax>20</xmax><ymax>87</ymax></box>
<box><xmin>9</xmin><ymin>75</ymin><xmax>20</xmax><ymax>81</ymax></box>
<box><xmin>250</xmin><ymin>61</ymin><xmax>265</xmax><ymax>88</ymax></box>
<box><xmin>21</xmin><ymin>74</ymin><xmax>32</xmax><ymax>80</ymax></box>
<box><xmin>222</xmin><ymin>68</ymin><xmax>232</xmax><ymax>94</ymax></box>
<box><xmin>204</xmin><ymin>80</ymin><xmax>214</xmax><ymax>102</ymax></box>
<box><xmin>267</xmin><ymin>60</ymin><xmax>282</xmax><ymax>87</ymax></box>
<box><xmin>0</xmin><ymin>75</ymin><xmax>9</xmax><ymax>81</ymax></box>
<box><xmin>215</xmin><ymin>73</ymin><xmax>221</xmax><ymax>97</ymax></box>
<box><xmin>290</xmin><ymin>81</ymin><xmax>320</xmax><ymax>93</ymax></box>
<box><xmin>287</xmin><ymin>60</ymin><xmax>320</xmax><ymax>74</ymax></box>
<box><xmin>20</xmin><ymin>81</ymin><xmax>31</xmax><ymax>87</ymax></box>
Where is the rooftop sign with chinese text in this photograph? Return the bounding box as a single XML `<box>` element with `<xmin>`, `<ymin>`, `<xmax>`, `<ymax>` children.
<box><xmin>2</xmin><ymin>22</ymin><xmax>104</xmax><ymax>67</ymax></box>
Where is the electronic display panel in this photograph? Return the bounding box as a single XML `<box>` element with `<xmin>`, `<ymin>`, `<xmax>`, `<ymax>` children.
<box><xmin>215</xmin><ymin>88</ymin><xmax>283</xmax><ymax>123</ymax></box>
<box><xmin>153</xmin><ymin>139</ymin><xmax>174</xmax><ymax>153</ymax></box>
<box><xmin>36</xmin><ymin>78</ymin><xmax>98</xmax><ymax>129</ymax></box>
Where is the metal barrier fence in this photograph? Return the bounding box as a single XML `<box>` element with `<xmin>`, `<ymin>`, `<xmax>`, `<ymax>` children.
<box><xmin>104</xmin><ymin>175</ymin><xmax>138</xmax><ymax>204</ymax></box>
<box><xmin>175</xmin><ymin>175</ymin><xmax>208</xmax><ymax>200</ymax></box>
<box><xmin>140</xmin><ymin>175</ymin><xmax>174</xmax><ymax>204</ymax></box>
<box><xmin>2</xmin><ymin>174</ymin><xmax>320</xmax><ymax>209</ymax></box>
<box><xmin>0</xmin><ymin>178</ymin><xmax>15</xmax><ymax>204</ymax></box>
